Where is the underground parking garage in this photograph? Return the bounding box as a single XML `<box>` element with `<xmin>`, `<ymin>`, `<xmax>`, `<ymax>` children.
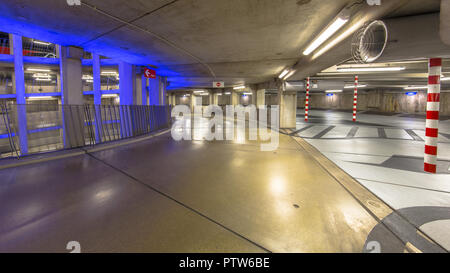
<box><xmin>0</xmin><ymin>0</ymin><xmax>449</xmax><ymax>267</ymax></box>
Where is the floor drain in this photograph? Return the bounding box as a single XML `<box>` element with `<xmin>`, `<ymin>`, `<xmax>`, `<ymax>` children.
<box><xmin>293</xmin><ymin>204</ymin><xmax>300</xmax><ymax>208</ymax></box>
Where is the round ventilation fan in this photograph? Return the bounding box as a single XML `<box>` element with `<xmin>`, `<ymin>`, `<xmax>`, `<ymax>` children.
<box><xmin>351</xmin><ymin>20</ymin><xmax>388</xmax><ymax>63</ymax></box>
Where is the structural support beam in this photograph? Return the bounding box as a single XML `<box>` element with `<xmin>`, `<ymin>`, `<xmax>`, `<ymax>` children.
<box><xmin>159</xmin><ymin>76</ymin><xmax>167</xmax><ymax>105</ymax></box>
<box><xmin>278</xmin><ymin>82</ymin><xmax>297</xmax><ymax>129</ymax></box>
<box><xmin>256</xmin><ymin>89</ymin><xmax>265</xmax><ymax>108</ymax></box>
<box><xmin>59</xmin><ymin>45</ymin><xmax>84</xmax><ymax>148</ymax></box>
<box><xmin>11</xmin><ymin>34</ymin><xmax>28</xmax><ymax>155</ymax></box>
<box><xmin>424</xmin><ymin>58</ymin><xmax>442</xmax><ymax>174</ymax></box>
<box><xmin>149</xmin><ymin>77</ymin><xmax>159</xmax><ymax>105</ymax></box>
<box><xmin>92</xmin><ymin>53</ymin><xmax>102</xmax><ymax>143</ymax></box>
<box><xmin>92</xmin><ymin>53</ymin><xmax>101</xmax><ymax>105</ymax></box>
<box><xmin>119</xmin><ymin>61</ymin><xmax>135</xmax><ymax>105</ymax></box>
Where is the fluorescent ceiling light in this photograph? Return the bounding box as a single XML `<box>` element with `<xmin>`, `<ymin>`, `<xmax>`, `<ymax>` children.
<box><xmin>101</xmin><ymin>71</ymin><xmax>118</xmax><ymax>75</ymax></box>
<box><xmin>283</xmin><ymin>70</ymin><xmax>296</xmax><ymax>80</ymax></box>
<box><xmin>193</xmin><ymin>90</ymin><xmax>204</xmax><ymax>93</ymax></box>
<box><xmin>312</xmin><ymin>21</ymin><xmax>363</xmax><ymax>60</ymax></box>
<box><xmin>102</xmin><ymin>94</ymin><xmax>118</xmax><ymax>98</ymax></box>
<box><xmin>404</xmin><ymin>86</ymin><xmax>428</xmax><ymax>90</ymax></box>
<box><xmin>303</xmin><ymin>16</ymin><xmax>349</xmax><ymax>56</ymax></box>
<box><xmin>32</xmin><ymin>73</ymin><xmax>51</xmax><ymax>78</ymax></box>
<box><xmin>27</xmin><ymin>68</ymin><xmax>51</xmax><ymax>72</ymax></box>
<box><xmin>233</xmin><ymin>85</ymin><xmax>246</xmax><ymax>90</ymax></box>
<box><xmin>278</xmin><ymin>69</ymin><xmax>290</xmax><ymax>79</ymax></box>
<box><xmin>224</xmin><ymin>92</ymin><xmax>231</xmax><ymax>95</ymax></box>
<box><xmin>82</xmin><ymin>75</ymin><xmax>93</xmax><ymax>80</ymax></box>
<box><xmin>35</xmin><ymin>78</ymin><xmax>52</xmax><ymax>81</ymax></box>
<box><xmin>33</xmin><ymin>40</ymin><xmax>51</xmax><ymax>46</ymax></box>
<box><xmin>337</xmin><ymin>67</ymin><xmax>405</xmax><ymax>72</ymax></box>
<box><xmin>344</xmin><ymin>84</ymin><xmax>367</xmax><ymax>89</ymax></box>
<box><xmin>442</xmin><ymin>77</ymin><xmax>450</xmax><ymax>81</ymax></box>
<box><xmin>325</xmin><ymin>90</ymin><xmax>343</xmax><ymax>93</ymax></box>
<box><xmin>243</xmin><ymin>92</ymin><xmax>253</xmax><ymax>95</ymax></box>
<box><xmin>27</xmin><ymin>96</ymin><xmax>55</xmax><ymax>100</ymax></box>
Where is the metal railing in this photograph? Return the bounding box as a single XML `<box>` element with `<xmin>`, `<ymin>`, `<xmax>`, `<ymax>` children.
<box><xmin>0</xmin><ymin>103</ymin><xmax>172</xmax><ymax>159</ymax></box>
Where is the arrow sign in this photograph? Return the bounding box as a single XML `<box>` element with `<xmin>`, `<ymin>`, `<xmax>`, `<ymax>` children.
<box><xmin>144</xmin><ymin>68</ymin><xmax>156</xmax><ymax>79</ymax></box>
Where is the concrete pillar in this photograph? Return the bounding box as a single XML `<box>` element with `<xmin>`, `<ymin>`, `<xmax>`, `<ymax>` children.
<box><xmin>59</xmin><ymin>46</ymin><xmax>84</xmax><ymax>105</ymax></box>
<box><xmin>59</xmin><ymin>45</ymin><xmax>84</xmax><ymax>148</ymax></box>
<box><xmin>257</xmin><ymin>89</ymin><xmax>265</xmax><ymax>108</ymax></box>
<box><xmin>135</xmin><ymin>72</ymin><xmax>147</xmax><ymax>106</ymax></box>
<box><xmin>159</xmin><ymin>76</ymin><xmax>167</xmax><ymax>105</ymax></box>
<box><xmin>278</xmin><ymin>82</ymin><xmax>297</xmax><ymax>129</ymax></box>
<box><xmin>213</xmin><ymin>93</ymin><xmax>219</xmax><ymax>105</ymax></box>
<box><xmin>231</xmin><ymin>90</ymin><xmax>239</xmax><ymax>106</ymax></box>
<box><xmin>149</xmin><ymin>77</ymin><xmax>159</xmax><ymax>105</ymax></box>
<box><xmin>92</xmin><ymin>53</ymin><xmax>101</xmax><ymax>105</ymax></box>
<box><xmin>119</xmin><ymin>61</ymin><xmax>135</xmax><ymax>105</ymax></box>
<box><xmin>92</xmin><ymin>53</ymin><xmax>102</xmax><ymax>143</ymax></box>
<box><xmin>10</xmin><ymin>34</ymin><xmax>28</xmax><ymax>155</ymax></box>
<box><xmin>250</xmin><ymin>85</ymin><xmax>257</xmax><ymax>105</ymax></box>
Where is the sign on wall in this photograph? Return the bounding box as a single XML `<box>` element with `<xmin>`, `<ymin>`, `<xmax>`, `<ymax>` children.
<box><xmin>213</xmin><ymin>81</ymin><xmax>225</xmax><ymax>88</ymax></box>
<box><xmin>144</xmin><ymin>68</ymin><xmax>156</xmax><ymax>79</ymax></box>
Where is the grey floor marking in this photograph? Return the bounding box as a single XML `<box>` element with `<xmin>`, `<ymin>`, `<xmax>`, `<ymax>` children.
<box><xmin>378</xmin><ymin>128</ymin><xmax>387</xmax><ymax>138</ymax></box>
<box><xmin>290</xmin><ymin>125</ymin><xmax>314</xmax><ymax>136</ymax></box>
<box><xmin>313</xmin><ymin>126</ymin><xmax>336</xmax><ymax>139</ymax></box>
<box><xmin>405</xmin><ymin>129</ymin><xmax>424</xmax><ymax>141</ymax></box>
<box><xmin>346</xmin><ymin>127</ymin><xmax>359</xmax><ymax>138</ymax></box>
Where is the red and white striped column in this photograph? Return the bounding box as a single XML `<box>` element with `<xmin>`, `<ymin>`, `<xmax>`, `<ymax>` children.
<box><xmin>305</xmin><ymin>77</ymin><xmax>310</xmax><ymax>122</ymax></box>
<box><xmin>424</xmin><ymin>58</ymin><xmax>442</xmax><ymax>174</ymax></box>
<box><xmin>353</xmin><ymin>76</ymin><xmax>358</xmax><ymax>122</ymax></box>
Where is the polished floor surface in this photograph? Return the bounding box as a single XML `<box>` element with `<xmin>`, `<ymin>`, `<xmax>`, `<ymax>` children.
<box><xmin>296</xmin><ymin>109</ymin><xmax>450</xmax><ymax>251</ymax></box>
<box><xmin>0</xmin><ymin>124</ymin><xmax>442</xmax><ymax>252</ymax></box>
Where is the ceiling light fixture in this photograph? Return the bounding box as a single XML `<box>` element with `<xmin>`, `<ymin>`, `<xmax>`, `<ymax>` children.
<box><xmin>325</xmin><ymin>90</ymin><xmax>343</xmax><ymax>93</ymax></box>
<box><xmin>27</xmin><ymin>68</ymin><xmax>51</xmax><ymax>72</ymax></box>
<box><xmin>33</xmin><ymin>40</ymin><xmax>51</xmax><ymax>46</ymax></box>
<box><xmin>278</xmin><ymin>69</ymin><xmax>290</xmax><ymax>79</ymax></box>
<box><xmin>337</xmin><ymin>67</ymin><xmax>405</xmax><ymax>72</ymax></box>
<box><xmin>283</xmin><ymin>70</ymin><xmax>296</xmax><ymax>80</ymax></box>
<box><xmin>344</xmin><ymin>84</ymin><xmax>367</xmax><ymax>89</ymax></box>
<box><xmin>233</xmin><ymin>86</ymin><xmax>246</xmax><ymax>90</ymax></box>
<box><xmin>404</xmin><ymin>86</ymin><xmax>428</xmax><ymax>90</ymax></box>
<box><xmin>303</xmin><ymin>8</ymin><xmax>350</xmax><ymax>56</ymax></box>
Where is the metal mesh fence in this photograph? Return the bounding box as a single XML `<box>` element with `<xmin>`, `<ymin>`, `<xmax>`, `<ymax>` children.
<box><xmin>0</xmin><ymin>103</ymin><xmax>171</xmax><ymax>159</ymax></box>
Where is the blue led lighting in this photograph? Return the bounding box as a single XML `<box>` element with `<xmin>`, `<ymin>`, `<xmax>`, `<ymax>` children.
<box><xmin>406</xmin><ymin>92</ymin><xmax>418</xmax><ymax>96</ymax></box>
<box><xmin>326</xmin><ymin>93</ymin><xmax>334</xmax><ymax>97</ymax></box>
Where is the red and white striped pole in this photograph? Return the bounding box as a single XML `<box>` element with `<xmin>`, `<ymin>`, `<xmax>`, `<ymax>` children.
<box><xmin>424</xmin><ymin>58</ymin><xmax>442</xmax><ymax>174</ymax></box>
<box><xmin>353</xmin><ymin>76</ymin><xmax>358</xmax><ymax>122</ymax></box>
<box><xmin>305</xmin><ymin>77</ymin><xmax>310</xmax><ymax>122</ymax></box>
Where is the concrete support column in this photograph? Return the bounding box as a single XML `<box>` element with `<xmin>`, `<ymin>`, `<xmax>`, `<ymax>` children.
<box><xmin>59</xmin><ymin>45</ymin><xmax>84</xmax><ymax>147</ymax></box>
<box><xmin>159</xmin><ymin>76</ymin><xmax>167</xmax><ymax>105</ymax></box>
<box><xmin>256</xmin><ymin>89</ymin><xmax>265</xmax><ymax>108</ymax></box>
<box><xmin>142</xmin><ymin>74</ymin><xmax>148</xmax><ymax>105</ymax></box>
<box><xmin>119</xmin><ymin>61</ymin><xmax>135</xmax><ymax>105</ymax></box>
<box><xmin>278</xmin><ymin>82</ymin><xmax>297</xmax><ymax>129</ymax></box>
<box><xmin>92</xmin><ymin>53</ymin><xmax>102</xmax><ymax>143</ymax></box>
<box><xmin>148</xmin><ymin>77</ymin><xmax>159</xmax><ymax>105</ymax></box>
<box><xmin>60</xmin><ymin>46</ymin><xmax>84</xmax><ymax>105</ymax></box>
<box><xmin>92</xmin><ymin>53</ymin><xmax>101</xmax><ymax>105</ymax></box>
<box><xmin>10</xmin><ymin>34</ymin><xmax>28</xmax><ymax>155</ymax></box>
<box><xmin>250</xmin><ymin>85</ymin><xmax>257</xmax><ymax>105</ymax></box>
<box><xmin>213</xmin><ymin>93</ymin><xmax>219</xmax><ymax>105</ymax></box>
<box><xmin>231</xmin><ymin>90</ymin><xmax>239</xmax><ymax>106</ymax></box>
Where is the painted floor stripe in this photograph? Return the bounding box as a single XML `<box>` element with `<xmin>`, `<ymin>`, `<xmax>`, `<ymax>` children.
<box><xmin>405</xmin><ymin>129</ymin><xmax>424</xmax><ymax>141</ymax></box>
<box><xmin>313</xmin><ymin>126</ymin><xmax>336</xmax><ymax>139</ymax></box>
<box><xmin>378</xmin><ymin>128</ymin><xmax>387</xmax><ymax>138</ymax></box>
<box><xmin>346</xmin><ymin>127</ymin><xmax>359</xmax><ymax>138</ymax></box>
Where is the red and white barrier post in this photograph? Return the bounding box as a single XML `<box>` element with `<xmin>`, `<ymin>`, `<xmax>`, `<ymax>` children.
<box><xmin>424</xmin><ymin>58</ymin><xmax>442</xmax><ymax>174</ymax></box>
<box><xmin>353</xmin><ymin>76</ymin><xmax>358</xmax><ymax>122</ymax></box>
<box><xmin>305</xmin><ymin>77</ymin><xmax>310</xmax><ymax>122</ymax></box>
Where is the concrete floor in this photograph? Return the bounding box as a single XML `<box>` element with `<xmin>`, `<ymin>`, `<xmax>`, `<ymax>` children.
<box><xmin>0</xmin><ymin>123</ymin><xmax>427</xmax><ymax>253</ymax></box>
<box><xmin>295</xmin><ymin>109</ymin><xmax>450</xmax><ymax>251</ymax></box>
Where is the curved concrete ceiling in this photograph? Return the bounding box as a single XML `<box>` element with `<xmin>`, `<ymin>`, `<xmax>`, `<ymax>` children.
<box><xmin>0</xmin><ymin>0</ymin><xmax>442</xmax><ymax>90</ymax></box>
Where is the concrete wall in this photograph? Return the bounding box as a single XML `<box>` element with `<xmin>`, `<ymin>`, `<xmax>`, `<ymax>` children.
<box><xmin>297</xmin><ymin>90</ymin><xmax>450</xmax><ymax>115</ymax></box>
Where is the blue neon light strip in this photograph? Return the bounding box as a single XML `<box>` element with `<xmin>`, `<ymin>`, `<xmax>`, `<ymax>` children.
<box><xmin>0</xmin><ymin>125</ymin><xmax>63</xmax><ymax>139</ymax></box>
<box><xmin>83</xmin><ymin>90</ymin><xmax>120</xmax><ymax>96</ymax></box>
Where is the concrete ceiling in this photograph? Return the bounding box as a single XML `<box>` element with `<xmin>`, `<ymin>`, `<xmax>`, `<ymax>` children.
<box><xmin>0</xmin><ymin>0</ymin><xmax>442</xmax><ymax>90</ymax></box>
